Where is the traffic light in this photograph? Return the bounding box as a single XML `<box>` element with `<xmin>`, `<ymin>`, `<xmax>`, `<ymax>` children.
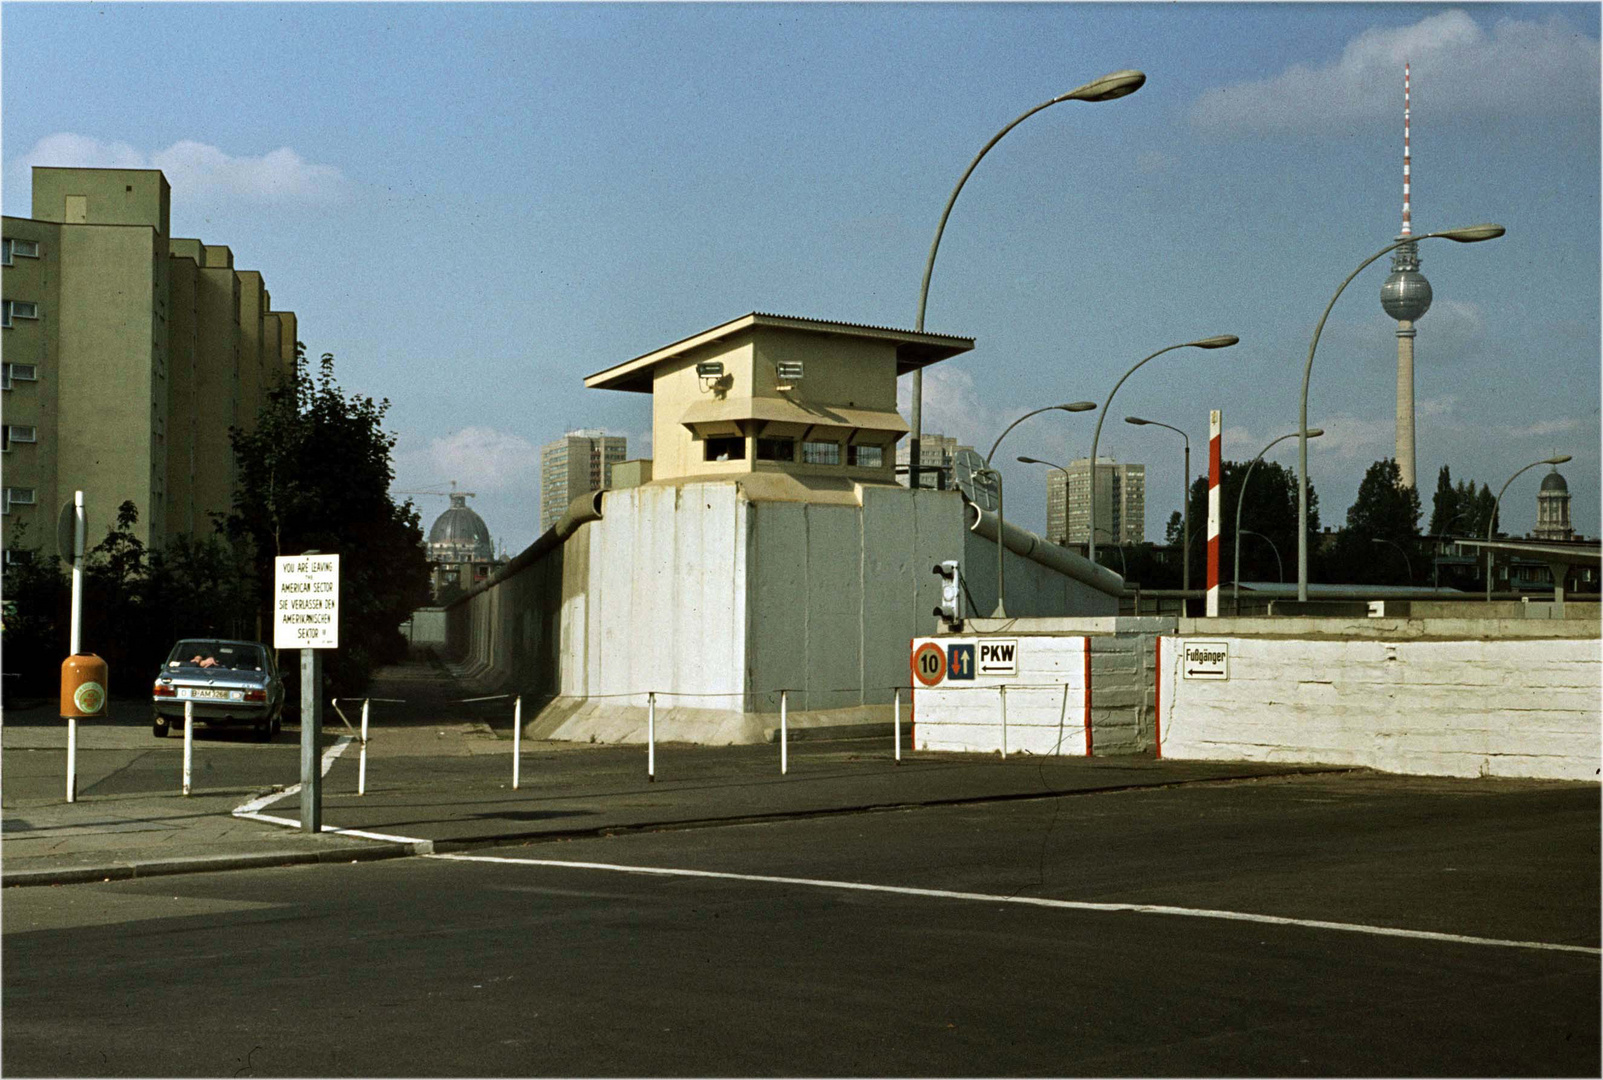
<box><xmin>932</xmin><ymin>560</ymin><xmax>962</xmax><ymax>624</ymax></box>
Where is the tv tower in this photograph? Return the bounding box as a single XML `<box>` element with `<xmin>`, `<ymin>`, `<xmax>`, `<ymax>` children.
<box><xmin>1380</xmin><ymin>62</ymin><xmax>1432</xmax><ymax>489</ymax></box>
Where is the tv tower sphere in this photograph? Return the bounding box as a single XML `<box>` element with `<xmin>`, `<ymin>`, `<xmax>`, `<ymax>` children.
<box><xmin>1380</xmin><ymin>244</ymin><xmax>1433</xmax><ymax>322</ymax></box>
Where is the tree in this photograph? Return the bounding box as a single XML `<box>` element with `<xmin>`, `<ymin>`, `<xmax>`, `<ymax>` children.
<box><xmin>1</xmin><ymin>523</ymin><xmax>68</xmax><ymax>697</ymax></box>
<box><xmin>227</xmin><ymin>349</ymin><xmax>430</xmax><ymax>697</ymax></box>
<box><xmin>1428</xmin><ymin>465</ymin><xmax>1459</xmax><ymax>536</ymax></box>
<box><xmin>1182</xmin><ymin>460</ymin><xmax>1319</xmax><ymax>587</ymax></box>
<box><xmin>1327</xmin><ymin>458</ymin><xmax>1423</xmax><ymax>584</ymax></box>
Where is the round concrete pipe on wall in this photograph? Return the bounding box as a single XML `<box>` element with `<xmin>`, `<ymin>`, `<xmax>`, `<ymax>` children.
<box><xmin>964</xmin><ymin>502</ymin><xmax>1124</xmax><ymax>596</ymax></box>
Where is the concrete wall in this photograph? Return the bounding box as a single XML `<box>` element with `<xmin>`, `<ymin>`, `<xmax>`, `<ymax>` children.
<box><xmin>1158</xmin><ymin>619</ymin><xmax>1602</xmax><ymax>781</ymax></box>
<box><xmin>444</xmin><ymin>481</ymin><xmax>1120</xmax><ymax>744</ymax></box>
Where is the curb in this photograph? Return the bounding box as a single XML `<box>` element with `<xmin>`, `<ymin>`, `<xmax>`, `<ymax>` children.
<box><xmin>1</xmin><ymin>841</ymin><xmax>429</xmax><ymax>889</ymax></box>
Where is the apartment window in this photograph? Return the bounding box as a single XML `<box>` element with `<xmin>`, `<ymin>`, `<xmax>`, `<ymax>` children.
<box><xmin>848</xmin><ymin>444</ymin><xmax>884</xmax><ymax>468</ymax></box>
<box><xmin>2</xmin><ymin>425</ymin><xmax>36</xmax><ymax>452</ymax></box>
<box><xmin>1</xmin><ymin>238</ymin><xmax>40</xmax><ymax>265</ymax></box>
<box><xmin>3</xmin><ymin>487</ymin><xmax>36</xmax><ymax>514</ymax></box>
<box><xmin>2</xmin><ymin>300</ymin><xmax>39</xmax><ymax>327</ymax></box>
<box><xmin>3</xmin><ymin>363</ymin><xmax>39</xmax><ymax>390</ymax></box>
<box><xmin>4</xmin><ymin>547</ymin><xmax>34</xmax><ymax>566</ymax></box>
<box><xmin>755</xmin><ymin>437</ymin><xmax>795</xmax><ymax>462</ymax></box>
<box><xmin>704</xmin><ymin>436</ymin><xmax>745</xmax><ymax>462</ymax></box>
<box><xmin>802</xmin><ymin>440</ymin><xmax>840</xmax><ymax>465</ymax></box>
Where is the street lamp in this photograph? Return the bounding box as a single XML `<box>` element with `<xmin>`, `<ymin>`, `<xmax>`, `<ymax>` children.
<box><xmin>909</xmin><ymin>69</ymin><xmax>1146</xmax><ymax>487</ymax></box>
<box><xmin>1234</xmin><ymin>428</ymin><xmax>1323</xmax><ymax>614</ymax></box>
<box><xmin>1369</xmin><ymin>537</ymin><xmax>1414</xmax><ymax>584</ymax></box>
<box><xmin>1484</xmin><ymin>454</ymin><xmax>1571</xmax><ymax>601</ymax></box>
<box><xmin>1240</xmin><ymin>530</ymin><xmax>1283</xmax><ymax>583</ymax></box>
<box><xmin>1125</xmin><ymin>416</ymin><xmax>1190</xmax><ymax>593</ymax></box>
<box><xmin>1087</xmin><ymin>336</ymin><xmax>1238</xmax><ymax>565</ymax></box>
<box><xmin>1296</xmin><ymin>224</ymin><xmax>1506</xmax><ymax>600</ymax></box>
<box><xmin>983</xmin><ymin>402</ymin><xmax>1098</xmax><ymax>617</ymax></box>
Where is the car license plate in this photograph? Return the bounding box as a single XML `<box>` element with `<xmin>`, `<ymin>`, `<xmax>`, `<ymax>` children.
<box><xmin>183</xmin><ymin>688</ymin><xmax>242</xmax><ymax>701</ymax></box>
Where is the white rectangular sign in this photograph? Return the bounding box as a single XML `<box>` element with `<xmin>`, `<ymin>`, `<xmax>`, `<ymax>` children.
<box><xmin>1182</xmin><ymin>640</ymin><xmax>1228</xmax><ymax>680</ymax></box>
<box><xmin>977</xmin><ymin>639</ymin><xmax>1018</xmax><ymax>676</ymax></box>
<box><xmin>274</xmin><ymin>554</ymin><xmax>340</xmax><ymax>650</ymax></box>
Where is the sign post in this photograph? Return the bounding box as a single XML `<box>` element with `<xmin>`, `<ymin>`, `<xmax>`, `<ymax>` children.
<box><xmin>275</xmin><ymin>553</ymin><xmax>340</xmax><ymax>833</ymax></box>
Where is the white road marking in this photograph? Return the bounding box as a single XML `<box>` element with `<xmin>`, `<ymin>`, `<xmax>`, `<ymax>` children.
<box><xmin>426</xmin><ymin>853</ymin><xmax>1601</xmax><ymax>958</ymax></box>
<box><xmin>232</xmin><ymin>735</ymin><xmax>354</xmax><ymax>817</ymax></box>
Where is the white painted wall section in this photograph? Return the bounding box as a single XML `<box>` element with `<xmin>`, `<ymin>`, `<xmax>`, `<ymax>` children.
<box><xmin>912</xmin><ymin>635</ymin><xmax>1091</xmax><ymax>755</ymax></box>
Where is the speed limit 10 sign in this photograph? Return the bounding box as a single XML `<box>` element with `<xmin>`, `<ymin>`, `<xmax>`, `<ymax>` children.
<box><xmin>912</xmin><ymin>641</ymin><xmax>946</xmax><ymax>686</ymax></box>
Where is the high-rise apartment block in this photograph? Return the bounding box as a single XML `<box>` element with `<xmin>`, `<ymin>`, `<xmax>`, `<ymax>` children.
<box><xmin>2</xmin><ymin>167</ymin><xmax>297</xmax><ymax>555</ymax></box>
<box><xmin>540</xmin><ymin>430</ymin><xmax>627</xmax><ymax>533</ymax></box>
<box><xmin>1046</xmin><ymin>457</ymin><xmax>1145</xmax><ymax>546</ymax></box>
<box><xmin>895</xmin><ymin>432</ymin><xmax>972</xmax><ymax>488</ymax></box>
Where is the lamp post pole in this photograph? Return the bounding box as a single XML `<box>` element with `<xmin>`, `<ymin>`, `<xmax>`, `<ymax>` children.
<box><xmin>1369</xmin><ymin>537</ymin><xmax>1414</xmax><ymax>584</ymax></box>
<box><xmin>911</xmin><ymin>70</ymin><xmax>1145</xmax><ymax>488</ymax></box>
<box><xmin>1240</xmin><ymin>530</ymin><xmax>1284</xmax><ymax>583</ymax></box>
<box><xmin>983</xmin><ymin>402</ymin><xmax>1097</xmax><ymax>617</ymax></box>
<box><xmin>1232</xmin><ymin>429</ymin><xmax>1323</xmax><ymax>614</ymax></box>
<box><xmin>1297</xmin><ymin>225</ymin><xmax>1506</xmax><ymax>601</ymax></box>
<box><xmin>1087</xmin><ymin>336</ymin><xmax>1238</xmax><ymax>566</ymax></box>
<box><xmin>1485</xmin><ymin>454</ymin><xmax>1571</xmax><ymax>601</ymax></box>
<box><xmin>1125</xmin><ymin>417</ymin><xmax>1190</xmax><ymax>593</ymax></box>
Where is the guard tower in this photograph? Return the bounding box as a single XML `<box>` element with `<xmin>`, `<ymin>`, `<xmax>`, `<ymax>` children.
<box><xmin>1379</xmin><ymin>63</ymin><xmax>1432</xmax><ymax>489</ymax></box>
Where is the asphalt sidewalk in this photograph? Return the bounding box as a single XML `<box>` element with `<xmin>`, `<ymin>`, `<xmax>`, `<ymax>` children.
<box><xmin>3</xmin><ymin>660</ymin><xmax>1343</xmax><ymax>888</ymax></box>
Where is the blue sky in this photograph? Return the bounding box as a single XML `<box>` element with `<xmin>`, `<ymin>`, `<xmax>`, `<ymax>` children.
<box><xmin>5</xmin><ymin>2</ymin><xmax>1598</xmax><ymax>553</ymax></box>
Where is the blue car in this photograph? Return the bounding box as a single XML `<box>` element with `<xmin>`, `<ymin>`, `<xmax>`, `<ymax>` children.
<box><xmin>151</xmin><ymin>639</ymin><xmax>284</xmax><ymax>741</ymax></box>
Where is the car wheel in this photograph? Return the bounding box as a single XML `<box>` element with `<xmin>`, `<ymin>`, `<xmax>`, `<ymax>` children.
<box><xmin>153</xmin><ymin>718</ymin><xmax>169</xmax><ymax>738</ymax></box>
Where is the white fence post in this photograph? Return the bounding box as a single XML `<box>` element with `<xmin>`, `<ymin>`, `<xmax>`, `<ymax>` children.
<box><xmin>893</xmin><ymin>687</ymin><xmax>902</xmax><ymax>764</ymax></box>
<box><xmin>647</xmin><ymin>691</ymin><xmax>656</xmax><ymax>783</ymax></box>
<box><xmin>999</xmin><ymin>685</ymin><xmax>1008</xmax><ymax>759</ymax></box>
<box><xmin>780</xmin><ymin>689</ymin><xmax>788</xmax><ymax>775</ymax></box>
<box><xmin>182</xmin><ymin>700</ymin><xmax>194</xmax><ymax>795</ymax></box>
<box><xmin>358</xmin><ymin>698</ymin><xmax>370</xmax><ymax>796</ymax></box>
<box><xmin>66</xmin><ymin>717</ymin><xmax>78</xmax><ymax>803</ymax></box>
<box><xmin>513</xmin><ymin>694</ymin><xmax>522</xmax><ymax>790</ymax></box>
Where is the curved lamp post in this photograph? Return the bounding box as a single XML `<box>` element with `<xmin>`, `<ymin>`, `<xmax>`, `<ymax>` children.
<box><xmin>1369</xmin><ymin>537</ymin><xmax>1414</xmax><ymax>584</ymax></box>
<box><xmin>1234</xmin><ymin>428</ymin><xmax>1323</xmax><ymax>614</ymax></box>
<box><xmin>1484</xmin><ymin>454</ymin><xmax>1571</xmax><ymax>601</ymax></box>
<box><xmin>1125</xmin><ymin>416</ymin><xmax>1190</xmax><ymax>592</ymax></box>
<box><xmin>1240</xmin><ymin>530</ymin><xmax>1283</xmax><ymax>583</ymax></box>
<box><xmin>909</xmin><ymin>69</ymin><xmax>1145</xmax><ymax>486</ymax></box>
<box><xmin>1296</xmin><ymin>224</ymin><xmax>1506</xmax><ymax>601</ymax></box>
<box><xmin>1087</xmin><ymin>336</ymin><xmax>1239</xmax><ymax>565</ymax></box>
<box><xmin>1018</xmin><ymin>455</ymin><xmax>1131</xmax><ymax>578</ymax></box>
<box><xmin>982</xmin><ymin>402</ymin><xmax>1098</xmax><ymax>617</ymax></box>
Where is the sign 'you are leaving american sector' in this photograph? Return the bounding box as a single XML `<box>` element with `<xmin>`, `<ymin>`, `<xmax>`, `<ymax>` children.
<box><xmin>274</xmin><ymin>554</ymin><xmax>340</xmax><ymax>649</ymax></box>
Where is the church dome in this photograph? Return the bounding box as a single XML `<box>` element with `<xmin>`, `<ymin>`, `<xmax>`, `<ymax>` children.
<box><xmin>1540</xmin><ymin>470</ymin><xmax>1569</xmax><ymax>494</ymax></box>
<box><xmin>428</xmin><ymin>494</ymin><xmax>494</xmax><ymax>561</ymax></box>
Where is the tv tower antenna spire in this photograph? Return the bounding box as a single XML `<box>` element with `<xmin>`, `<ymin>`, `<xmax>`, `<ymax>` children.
<box><xmin>1380</xmin><ymin>60</ymin><xmax>1431</xmax><ymax>489</ymax></box>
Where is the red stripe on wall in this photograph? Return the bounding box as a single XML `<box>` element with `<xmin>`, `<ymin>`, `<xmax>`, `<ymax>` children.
<box><xmin>1083</xmin><ymin>637</ymin><xmax>1093</xmax><ymax>757</ymax></box>
<box><xmin>1209</xmin><ymin>434</ymin><xmax>1222</xmax><ymax>479</ymax></box>
<box><xmin>1153</xmin><ymin>636</ymin><xmax>1163</xmax><ymax>758</ymax></box>
<box><xmin>1207</xmin><ymin>535</ymin><xmax>1221</xmax><ymax>590</ymax></box>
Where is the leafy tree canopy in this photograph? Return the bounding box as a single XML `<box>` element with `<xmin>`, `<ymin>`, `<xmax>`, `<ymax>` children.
<box><xmin>1183</xmin><ymin>460</ymin><xmax>1320</xmax><ymax>587</ymax></box>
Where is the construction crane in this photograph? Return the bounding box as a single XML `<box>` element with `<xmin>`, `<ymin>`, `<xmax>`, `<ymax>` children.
<box><xmin>394</xmin><ymin>480</ymin><xmax>477</xmax><ymax>503</ymax></box>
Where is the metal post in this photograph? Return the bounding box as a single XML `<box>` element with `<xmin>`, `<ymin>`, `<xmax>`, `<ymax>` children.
<box><xmin>999</xmin><ymin>685</ymin><xmax>1008</xmax><ymax>759</ymax></box>
<box><xmin>358</xmin><ymin>698</ymin><xmax>369</xmax><ymax>796</ymax></box>
<box><xmin>69</xmin><ymin>491</ymin><xmax>84</xmax><ymax>656</ymax></box>
<box><xmin>780</xmin><ymin>690</ymin><xmax>789</xmax><ymax>775</ymax></box>
<box><xmin>647</xmin><ymin>691</ymin><xmax>656</xmax><ymax>783</ymax></box>
<box><xmin>894</xmin><ymin>687</ymin><xmax>902</xmax><ymax>764</ymax></box>
<box><xmin>301</xmin><ymin>649</ymin><xmax>322</xmax><ymax>832</ymax></box>
<box><xmin>513</xmin><ymin>695</ymin><xmax>522</xmax><ymax>790</ymax></box>
<box><xmin>66</xmin><ymin>717</ymin><xmax>77</xmax><ymax>803</ymax></box>
<box><xmin>182</xmin><ymin>700</ymin><xmax>194</xmax><ymax>796</ymax></box>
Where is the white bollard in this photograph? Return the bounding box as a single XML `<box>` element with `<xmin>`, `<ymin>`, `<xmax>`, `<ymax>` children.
<box><xmin>893</xmin><ymin>688</ymin><xmax>901</xmax><ymax>764</ymax></box>
<box><xmin>999</xmin><ymin>685</ymin><xmax>1008</xmax><ymax>760</ymax></box>
<box><xmin>513</xmin><ymin>695</ymin><xmax>522</xmax><ymax>790</ymax></box>
<box><xmin>647</xmin><ymin>692</ymin><xmax>656</xmax><ymax>783</ymax></box>
<box><xmin>780</xmin><ymin>690</ymin><xmax>788</xmax><ymax>775</ymax></box>
<box><xmin>183</xmin><ymin>700</ymin><xmax>194</xmax><ymax>795</ymax></box>
<box><xmin>358</xmin><ymin>698</ymin><xmax>370</xmax><ymax>796</ymax></box>
<box><xmin>66</xmin><ymin>717</ymin><xmax>78</xmax><ymax>803</ymax></box>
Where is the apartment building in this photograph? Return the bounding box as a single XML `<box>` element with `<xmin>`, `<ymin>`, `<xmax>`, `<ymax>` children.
<box><xmin>895</xmin><ymin>432</ymin><xmax>973</xmax><ymax>489</ymax></box>
<box><xmin>1046</xmin><ymin>456</ymin><xmax>1145</xmax><ymax>546</ymax></box>
<box><xmin>540</xmin><ymin>429</ymin><xmax>628</xmax><ymax>533</ymax></box>
<box><xmin>2</xmin><ymin>167</ymin><xmax>296</xmax><ymax>555</ymax></box>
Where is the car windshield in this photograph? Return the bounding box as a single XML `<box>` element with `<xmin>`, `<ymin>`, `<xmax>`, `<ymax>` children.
<box><xmin>166</xmin><ymin>642</ymin><xmax>266</xmax><ymax>672</ymax></box>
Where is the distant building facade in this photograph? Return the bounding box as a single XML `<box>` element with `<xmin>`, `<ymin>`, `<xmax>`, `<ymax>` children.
<box><xmin>1534</xmin><ymin>469</ymin><xmax>1573</xmax><ymax>542</ymax></box>
<box><xmin>2</xmin><ymin>167</ymin><xmax>296</xmax><ymax>555</ymax></box>
<box><xmin>540</xmin><ymin>429</ymin><xmax>628</xmax><ymax>533</ymax></box>
<box><xmin>426</xmin><ymin>490</ymin><xmax>503</xmax><ymax>599</ymax></box>
<box><xmin>1048</xmin><ymin>457</ymin><xmax>1145</xmax><ymax>546</ymax></box>
<box><xmin>895</xmin><ymin>433</ymin><xmax>972</xmax><ymax>489</ymax></box>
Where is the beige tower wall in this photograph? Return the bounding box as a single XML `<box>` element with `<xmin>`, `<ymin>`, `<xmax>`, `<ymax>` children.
<box><xmin>31</xmin><ymin>169</ymin><xmax>171</xmax><ymax>236</ymax></box>
<box><xmin>194</xmin><ymin>248</ymin><xmax>243</xmax><ymax>530</ymax></box>
<box><xmin>1395</xmin><ymin>323</ymin><xmax>1416</xmax><ymax>489</ymax></box>
<box><xmin>1</xmin><ymin>217</ymin><xmax>62</xmax><ymax>547</ymax></box>
<box><xmin>166</xmin><ymin>249</ymin><xmax>200</xmax><ymax>538</ymax></box>
<box><xmin>236</xmin><ymin>270</ymin><xmax>266</xmax><ymax>433</ymax></box>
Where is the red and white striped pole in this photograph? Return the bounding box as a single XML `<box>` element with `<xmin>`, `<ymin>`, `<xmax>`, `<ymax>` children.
<box><xmin>1402</xmin><ymin>62</ymin><xmax>1412</xmax><ymax>237</ymax></box>
<box><xmin>1206</xmin><ymin>410</ymin><xmax>1221</xmax><ymax>616</ymax></box>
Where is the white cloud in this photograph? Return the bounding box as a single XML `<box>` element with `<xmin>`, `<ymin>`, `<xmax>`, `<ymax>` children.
<box><xmin>1501</xmin><ymin>416</ymin><xmax>1581</xmax><ymax>440</ymax></box>
<box><xmin>1191</xmin><ymin>10</ymin><xmax>1601</xmax><ymax>135</ymax></box>
<box><xmin>398</xmin><ymin>427</ymin><xmax>540</xmax><ymax>495</ymax></box>
<box><xmin>9</xmin><ymin>133</ymin><xmax>348</xmax><ymax>204</ymax></box>
<box><xmin>896</xmin><ymin>365</ymin><xmax>1003</xmax><ymax>451</ymax></box>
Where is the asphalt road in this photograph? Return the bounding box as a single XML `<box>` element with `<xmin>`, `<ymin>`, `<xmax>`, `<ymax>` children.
<box><xmin>4</xmin><ymin>772</ymin><xmax>1597</xmax><ymax>1077</ymax></box>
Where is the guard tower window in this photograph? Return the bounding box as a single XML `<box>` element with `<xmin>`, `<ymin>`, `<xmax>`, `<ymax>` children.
<box><xmin>848</xmin><ymin>444</ymin><xmax>884</xmax><ymax>468</ymax></box>
<box><xmin>755</xmin><ymin>437</ymin><xmax>795</xmax><ymax>462</ymax></box>
<box><xmin>802</xmin><ymin>440</ymin><xmax>840</xmax><ymax>465</ymax></box>
<box><xmin>704</xmin><ymin>436</ymin><xmax>745</xmax><ymax>462</ymax></box>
